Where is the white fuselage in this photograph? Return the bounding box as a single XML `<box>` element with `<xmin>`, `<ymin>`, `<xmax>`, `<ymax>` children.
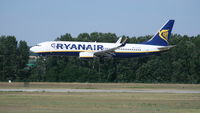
<box><xmin>30</xmin><ymin>41</ymin><xmax>166</xmax><ymax>58</ymax></box>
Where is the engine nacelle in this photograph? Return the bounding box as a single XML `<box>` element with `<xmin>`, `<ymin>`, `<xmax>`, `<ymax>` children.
<box><xmin>79</xmin><ymin>52</ymin><xmax>95</xmax><ymax>59</ymax></box>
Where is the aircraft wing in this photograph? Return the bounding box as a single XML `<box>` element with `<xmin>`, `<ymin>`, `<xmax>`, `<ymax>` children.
<box><xmin>94</xmin><ymin>38</ymin><xmax>127</xmax><ymax>57</ymax></box>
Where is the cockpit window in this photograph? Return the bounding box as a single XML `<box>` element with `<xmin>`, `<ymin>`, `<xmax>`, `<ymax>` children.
<box><xmin>35</xmin><ymin>44</ymin><xmax>41</xmax><ymax>46</ymax></box>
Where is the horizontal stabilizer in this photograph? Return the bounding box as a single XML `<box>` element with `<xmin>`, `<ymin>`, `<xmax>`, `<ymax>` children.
<box><xmin>158</xmin><ymin>45</ymin><xmax>176</xmax><ymax>51</ymax></box>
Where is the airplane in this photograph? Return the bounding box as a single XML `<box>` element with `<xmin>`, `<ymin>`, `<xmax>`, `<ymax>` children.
<box><xmin>30</xmin><ymin>20</ymin><xmax>175</xmax><ymax>59</ymax></box>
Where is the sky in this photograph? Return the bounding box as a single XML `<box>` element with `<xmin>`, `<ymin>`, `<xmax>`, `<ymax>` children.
<box><xmin>0</xmin><ymin>0</ymin><xmax>200</xmax><ymax>46</ymax></box>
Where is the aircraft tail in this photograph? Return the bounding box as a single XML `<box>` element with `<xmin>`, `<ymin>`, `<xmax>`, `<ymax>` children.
<box><xmin>142</xmin><ymin>20</ymin><xmax>175</xmax><ymax>46</ymax></box>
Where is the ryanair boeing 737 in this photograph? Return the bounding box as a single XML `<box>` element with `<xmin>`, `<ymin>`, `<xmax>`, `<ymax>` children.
<box><xmin>30</xmin><ymin>20</ymin><xmax>175</xmax><ymax>59</ymax></box>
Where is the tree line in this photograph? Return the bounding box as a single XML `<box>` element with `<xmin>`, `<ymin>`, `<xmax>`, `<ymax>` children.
<box><xmin>0</xmin><ymin>33</ymin><xmax>200</xmax><ymax>83</ymax></box>
<box><xmin>0</xmin><ymin>36</ymin><xmax>29</xmax><ymax>81</ymax></box>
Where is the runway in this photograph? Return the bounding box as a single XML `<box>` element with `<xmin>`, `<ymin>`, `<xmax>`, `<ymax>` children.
<box><xmin>0</xmin><ymin>89</ymin><xmax>200</xmax><ymax>93</ymax></box>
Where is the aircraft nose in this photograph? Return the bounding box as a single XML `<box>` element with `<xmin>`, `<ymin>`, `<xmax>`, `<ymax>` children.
<box><xmin>30</xmin><ymin>46</ymin><xmax>36</xmax><ymax>53</ymax></box>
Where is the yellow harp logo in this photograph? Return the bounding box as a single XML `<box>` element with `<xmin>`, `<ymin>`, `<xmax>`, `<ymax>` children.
<box><xmin>159</xmin><ymin>29</ymin><xmax>169</xmax><ymax>42</ymax></box>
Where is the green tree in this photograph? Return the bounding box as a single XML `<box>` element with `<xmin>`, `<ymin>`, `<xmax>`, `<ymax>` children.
<box><xmin>0</xmin><ymin>36</ymin><xmax>18</xmax><ymax>81</ymax></box>
<box><xmin>17</xmin><ymin>41</ymin><xmax>30</xmax><ymax>81</ymax></box>
<box><xmin>56</xmin><ymin>33</ymin><xmax>73</xmax><ymax>41</ymax></box>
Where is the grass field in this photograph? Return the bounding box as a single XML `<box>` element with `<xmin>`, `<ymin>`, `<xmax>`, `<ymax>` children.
<box><xmin>0</xmin><ymin>82</ymin><xmax>200</xmax><ymax>90</ymax></box>
<box><xmin>0</xmin><ymin>92</ymin><xmax>200</xmax><ymax>113</ymax></box>
<box><xmin>0</xmin><ymin>82</ymin><xmax>200</xmax><ymax>113</ymax></box>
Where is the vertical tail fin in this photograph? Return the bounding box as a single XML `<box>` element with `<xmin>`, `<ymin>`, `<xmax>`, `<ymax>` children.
<box><xmin>142</xmin><ymin>20</ymin><xmax>175</xmax><ymax>46</ymax></box>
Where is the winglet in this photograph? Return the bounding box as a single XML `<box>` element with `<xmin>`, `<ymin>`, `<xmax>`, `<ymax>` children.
<box><xmin>120</xmin><ymin>38</ymin><xmax>128</xmax><ymax>47</ymax></box>
<box><xmin>116</xmin><ymin>37</ymin><xmax>122</xmax><ymax>44</ymax></box>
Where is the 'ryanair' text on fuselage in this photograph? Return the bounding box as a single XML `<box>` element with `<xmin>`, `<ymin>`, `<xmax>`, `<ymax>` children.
<box><xmin>51</xmin><ymin>43</ymin><xmax>104</xmax><ymax>50</ymax></box>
